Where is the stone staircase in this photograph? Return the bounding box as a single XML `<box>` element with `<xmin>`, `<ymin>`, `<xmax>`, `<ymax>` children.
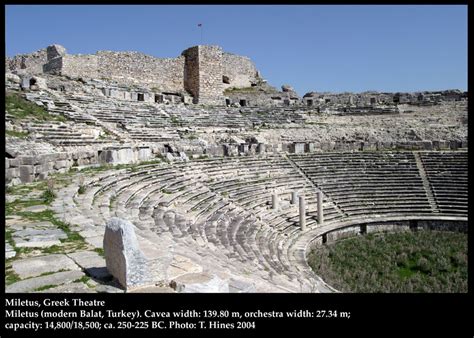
<box><xmin>413</xmin><ymin>152</ymin><xmax>440</xmax><ymax>213</ymax></box>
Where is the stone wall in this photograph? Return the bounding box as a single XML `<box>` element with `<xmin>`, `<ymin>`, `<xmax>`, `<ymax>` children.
<box><xmin>6</xmin><ymin>48</ymin><xmax>49</xmax><ymax>75</ymax></box>
<box><xmin>97</xmin><ymin>51</ymin><xmax>185</xmax><ymax>92</ymax></box>
<box><xmin>284</xmin><ymin>139</ymin><xmax>465</xmax><ymax>154</ymax></box>
<box><xmin>5</xmin><ymin>146</ymin><xmax>153</xmax><ymax>184</ymax></box>
<box><xmin>196</xmin><ymin>46</ymin><xmax>224</xmax><ymax>105</ymax></box>
<box><xmin>182</xmin><ymin>46</ymin><xmax>200</xmax><ymax>102</ymax></box>
<box><xmin>11</xmin><ymin>44</ymin><xmax>264</xmax><ymax>105</ymax></box>
<box><xmin>5</xmin><ymin>151</ymin><xmax>98</xmax><ymax>184</ymax></box>
<box><xmin>98</xmin><ymin>147</ymin><xmax>152</xmax><ymax>165</ymax></box>
<box><xmin>61</xmin><ymin>54</ymin><xmax>100</xmax><ymax>79</ymax></box>
<box><xmin>222</xmin><ymin>53</ymin><xmax>258</xmax><ymax>89</ymax></box>
<box><xmin>183</xmin><ymin>46</ymin><xmax>224</xmax><ymax>105</ymax></box>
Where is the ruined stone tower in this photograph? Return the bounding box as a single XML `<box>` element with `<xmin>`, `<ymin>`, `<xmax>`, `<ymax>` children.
<box><xmin>8</xmin><ymin>44</ymin><xmax>260</xmax><ymax>105</ymax></box>
<box><xmin>182</xmin><ymin>45</ymin><xmax>224</xmax><ymax>105</ymax></box>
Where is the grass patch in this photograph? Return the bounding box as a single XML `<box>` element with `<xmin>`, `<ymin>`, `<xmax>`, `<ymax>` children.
<box><xmin>6</xmin><ymin>199</ymin><xmax>46</xmax><ymax>216</ymax></box>
<box><xmin>6</xmin><ymin>129</ymin><xmax>29</xmax><ymax>138</ymax></box>
<box><xmin>78</xmin><ymin>186</ymin><xmax>86</xmax><ymax>194</ymax></box>
<box><xmin>74</xmin><ymin>276</ymin><xmax>91</xmax><ymax>284</ymax></box>
<box><xmin>41</xmin><ymin>245</ymin><xmax>64</xmax><ymax>254</ymax></box>
<box><xmin>14</xmin><ymin>247</ymin><xmax>36</xmax><ymax>256</ymax></box>
<box><xmin>38</xmin><ymin>269</ymin><xmax>69</xmax><ymax>278</ymax></box>
<box><xmin>34</xmin><ymin>284</ymin><xmax>58</xmax><ymax>291</ymax></box>
<box><xmin>5</xmin><ymin>229</ymin><xmax>15</xmax><ymax>247</ymax></box>
<box><xmin>6</xmin><ymin>92</ymin><xmax>67</xmax><ymax>122</ymax></box>
<box><xmin>109</xmin><ymin>195</ymin><xmax>116</xmax><ymax>210</ymax></box>
<box><xmin>308</xmin><ymin>230</ymin><xmax>467</xmax><ymax>293</ymax></box>
<box><xmin>41</xmin><ymin>189</ymin><xmax>56</xmax><ymax>205</ymax></box>
<box><xmin>93</xmin><ymin>248</ymin><xmax>105</xmax><ymax>257</ymax></box>
<box><xmin>98</xmin><ymin>129</ymin><xmax>113</xmax><ymax>139</ymax></box>
<box><xmin>5</xmin><ymin>270</ymin><xmax>22</xmax><ymax>285</ymax></box>
<box><xmin>16</xmin><ymin>209</ymin><xmax>85</xmax><ymax>245</ymax></box>
<box><xmin>224</xmin><ymin>86</ymin><xmax>259</xmax><ymax>94</ymax></box>
<box><xmin>170</xmin><ymin>116</ymin><xmax>182</xmax><ymax>126</ymax></box>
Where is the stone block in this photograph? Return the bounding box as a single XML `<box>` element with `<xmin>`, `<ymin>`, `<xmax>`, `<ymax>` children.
<box><xmin>38</xmin><ymin>282</ymin><xmax>96</xmax><ymax>293</ymax></box>
<box><xmin>6</xmin><ymin>242</ymin><xmax>16</xmax><ymax>259</ymax></box>
<box><xmin>34</xmin><ymin>164</ymin><xmax>49</xmax><ymax>174</ymax></box>
<box><xmin>19</xmin><ymin>165</ymin><xmax>34</xmax><ymax>183</ymax></box>
<box><xmin>12</xmin><ymin>254</ymin><xmax>80</xmax><ymax>279</ymax></box>
<box><xmin>67</xmin><ymin>251</ymin><xmax>111</xmax><ymax>281</ymax></box>
<box><xmin>229</xmin><ymin>278</ymin><xmax>256</xmax><ymax>293</ymax></box>
<box><xmin>47</xmin><ymin>44</ymin><xmax>67</xmax><ymax>61</ymax></box>
<box><xmin>42</xmin><ymin>153</ymin><xmax>59</xmax><ymax>162</ymax></box>
<box><xmin>438</xmin><ymin>140</ymin><xmax>450</xmax><ymax>149</ymax></box>
<box><xmin>15</xmin><ymin>238</ymin><xmax>61</xmax><ymax>248</ymax></box>
<box><xmin>170</xmin><ymin>272</ymin><xmax>229</xmax><ymax>293</ymax></box>
<box><xmin>8</xmin><ymin>158</ymin><xmax>20</xmax><ymax>167</ymax></box>
<box><xmin>167</xmin><ymin>255</ymin><xmax>203</xmax><ymax>280</ymax></box>
<box><xmin>54</xmin><ymin>160</ymin><xmax>68</xmax><ymax>169</ymax></box>
<box><xmin>6</xmin><ymin>270</ymin><xmax>85</xmax><ymax>293</ymax></box>
<box><xmin>103</xmin><ymin>218</ymin><xmax>170</xmax><ymax>290</ymax></box>
<box><xmin>77</xmin><ymin>158</ymin><xmax>90</xmax><ymax>166</ymax></box>
<box><xmin>57</xmin><ymin>152</ymin><xmax>69</xmax><ymax>160</ymax></box>
<box><xmin>450</xmin><ymin>140</ymin><xmax>461</xmax><ymax>150</ymax></box>
<box><xmin>20</xmin><ymin>156</ymin><xmax>37</xmax><ymax>165</ymax></box>
<box><xmin>421</xmin><ymin>140</ymin><xmax>433</xmax><ymax>150</ymax></box>
<box><xmin>38</xmin><ymin>172</ymin><xmax>49</xmax><ymax>180</ymax></box>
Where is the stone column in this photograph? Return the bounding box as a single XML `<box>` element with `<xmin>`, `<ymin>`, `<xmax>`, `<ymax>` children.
<box><xmin>291</xmin><ymin>191</ymin><xmax>298</xmax><ymax>205</ymax></box>
<box><xmin>299</xmin><ymin>196</ymin><xmax>306</xmax><ymax>231</ymax></box>
<box><xmin>272</xmin><ymin>192</ymin><xmax>279</xmax><ymax>211</ymax></box>
<box><xmin>317</xmin><ymin>191</ymin><xmax>324</xmax><ymax>225</ymax></box>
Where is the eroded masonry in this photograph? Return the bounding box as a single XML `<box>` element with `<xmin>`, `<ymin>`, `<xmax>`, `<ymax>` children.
<box><xmin>5</xmin><ymin>44</ymin><xmax>468</xmax><ymax>293</ymax></box>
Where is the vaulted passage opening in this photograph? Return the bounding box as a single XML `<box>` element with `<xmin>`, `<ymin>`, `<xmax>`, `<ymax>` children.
<box><xmin>239</xmin><ymin>99</ymin><xmax>247</xmax><ymax>107</ymax></box>
<box><xmin>137</xmin><ymin>93</ymin><xmax>144</xmax><ymax>101</ymax></box>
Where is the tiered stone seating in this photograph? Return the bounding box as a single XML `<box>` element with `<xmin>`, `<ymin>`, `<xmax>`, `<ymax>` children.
<box><xmin>289</xmin><ymin>152</ymin><xmax>434</xmax><ymax>218</ymax></box>
<box><xmin>25</xmin><ymin>90</ymin><xmax>308</xmax><ymax>141</ymax></box>
<box><xmin>419</xmin><ymin>151</ymin><xmax>468</xmax><ymax>215</ymax></box>
<box><xmin>25</xmin><ymin>121</ymin><xmax>108</xmax><ymax>146</ymax></box>
<box><xmin>72</xmin><ymin>156</ymin><xmax>324</xmax><ymax>291</ymax></box>
<box><xmin>243</xmin><ymin>108</ymin><xmax>306</xmax><ymax>126</ymax></box>
<box><xmin>68</xmin><ymin>151</ymin><xmax>467</xmax><ymax>292</ymax></box>
<box><xmin>125</xmin><ymin>125</ymin><xmax>180</xmax><ymax>142</ymax></box>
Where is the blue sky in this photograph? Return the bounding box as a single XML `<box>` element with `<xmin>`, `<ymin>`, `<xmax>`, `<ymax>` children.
<box><xmin>5</xmin><ymin>5</ymin><xmax>467</xmax><ymax>95</ymax></box>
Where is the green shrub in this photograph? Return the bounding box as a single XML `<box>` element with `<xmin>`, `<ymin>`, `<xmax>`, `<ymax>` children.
<box><xmin>6</xmin><ymin>92</ymin><xmax>67</xmax><ymax>122</ymax></box>
<box><xmin>308</xmin><ymin>230</ymin><xmax>467</xmax><ymax>293</ymax></box>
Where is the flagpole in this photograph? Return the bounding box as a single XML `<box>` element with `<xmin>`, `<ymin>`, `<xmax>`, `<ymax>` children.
<box><xmin>198</xmin><ymin>23</ymin><xmax>203</xmax><ymax>45</ymax></box>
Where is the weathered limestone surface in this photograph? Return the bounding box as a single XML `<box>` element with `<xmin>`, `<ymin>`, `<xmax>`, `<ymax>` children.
<box><xmin>5</xmin><ymin>242</ymin><xmax>16</xmax><ymax>259</ymax></box>
<box><xmin>98</xmin><ymin>147</ymin><xmax>152</xmax><ymax>165</ymax></box>
<box><xmin>103</xmin><ymin>218</ymin><xmax>171</xmax><ymax>290</ymax></box>
<box><xmin>13</xmin><ymin>228</ymin><xmax>67</xmax><ymax>248</ymax></box>
<box><xmin>6</xmin><ymin>270</ymin><xmax>85</xmax><ymax>293</ymax></box>
<box><xmin>12</xmin><ymin>254</ymin><xmax>80</xmax><ymax>279</ymax></box>
<box><xmin>67</xmin><ymin>250</ymin><xmax>111</xmax><ymax>281</ymax></box>
<box><xmin>170</xmin><ymin>272</ymin><xmax>229</xmax><ymax>293</ymax></box>
<box><xmin>104</xmin><ymin>218</ymin><xmax>149</xmax><ymax>289</ymax></box>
